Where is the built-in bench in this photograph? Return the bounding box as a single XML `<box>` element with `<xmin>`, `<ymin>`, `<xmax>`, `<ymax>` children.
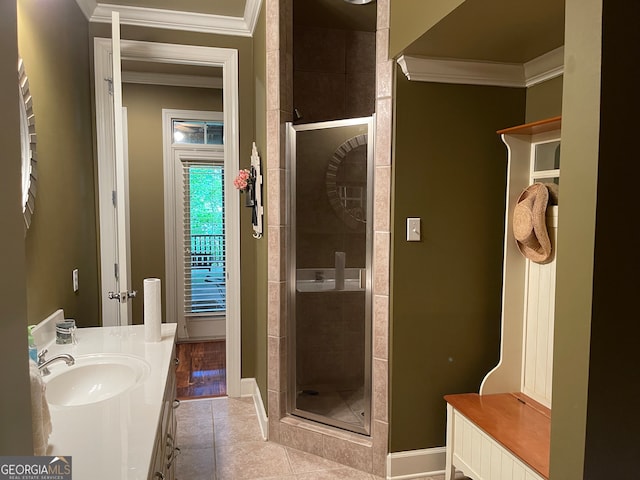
<box><xmin>444</xmin><ymin>392</ymin><xmax>550</xmax><ymax>480</ymax></box>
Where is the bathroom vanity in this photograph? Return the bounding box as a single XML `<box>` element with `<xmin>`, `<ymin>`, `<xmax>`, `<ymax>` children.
<box><xmin>38</xmin><ymin>321</ymin><xmax>178</xmax><ymax>480</ymax></box>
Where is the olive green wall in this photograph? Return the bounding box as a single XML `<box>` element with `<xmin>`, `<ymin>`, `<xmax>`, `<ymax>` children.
<box><xmin>252</xmin><ymin>4</ymin><xmax>268</xmax><ymax>402</ymax></box>
<box><xmin>0</xmin><ymin>0</ymin><xmax>32</xmax><ymax>454</ymax></box>
<box><xmin>526</xmin><ymin>76</ymin><xmax>563</xmax><ymax>123</ymax></box>
<box><xmin>548</xmin><ymin>0</ymin><xmax>601</xmax><ymax>475</ymax></box>
<box><xmin>389</xmin><ymin>0</ymin><xmax>464</xmax><ymax>59</ymax></box>
<box><xmin>90</xmin><ymin>24</ymin><xmax>259</xmax><ymax>378</ymax></box>
<box><xmin>122</xmin><ymin>84</ymin><xmax>223</xmax><ymax>324</ymax></box>
<box><xmin>19</xmin><ymin>0</ymin><xmax>99</xmax><ymax>328</ymax></box>
<box><xmin>390</xmin><ymin>71</ymin><xmax>525</xmax><ymax>451</ymax></box>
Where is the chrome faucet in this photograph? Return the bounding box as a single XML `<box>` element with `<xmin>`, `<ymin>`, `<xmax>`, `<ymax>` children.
<box><xmin>37</xmin><ymin>349</ymin><xmax>75</xmax><ymax>376</ymax></box>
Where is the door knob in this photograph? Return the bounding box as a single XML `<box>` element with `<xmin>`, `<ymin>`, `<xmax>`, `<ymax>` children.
<box><xmin>108</xmin><ymin>291</ymin><xmax>137</xmax><ymax>302</ymax></box>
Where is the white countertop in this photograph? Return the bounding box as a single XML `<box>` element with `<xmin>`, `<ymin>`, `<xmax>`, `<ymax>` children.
<box><xmin>42</xmin><ymin>324</ymin><xmax>177</xmax><ymax>480</ymax></box>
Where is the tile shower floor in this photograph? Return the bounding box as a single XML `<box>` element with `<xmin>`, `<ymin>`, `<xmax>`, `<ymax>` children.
<box><xmin>296</xmin><ymin>386</ymin><xmax>365</xmax><ymax>427</ymax></box>
<box><xmin>175</xmin><ymin>396</ymin><xmax>447</xmax><ymax>480</ymax></box>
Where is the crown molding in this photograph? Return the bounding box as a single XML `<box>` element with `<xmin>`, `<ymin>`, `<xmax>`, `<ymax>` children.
<box><xmin>523</xmin><ymin>47</ymin><xmax>564</xmax><ymax>87</ymax></box>
<box><xmin>397</xmin><ymin>55</ymin><xmax>525</xmax><ymax>87</ymax></box>
<box><xmin>243</xmin><ymin>0</ymin><xmax>263</xmax><ymax>35</ymax></box>
<box><xmin>397</xmin><ymin>46</ymin><xmax>564</xmax><ymax>88</ymax></box>
<box><xmin>122</xmin><ymin>71</ymin><xmax>223</xmax><ymax>89</ymax></box>
<box><xmin>90</xmin><ymin>0</ymin><xmax>263</xmax><ymax>37</ymax></box>
<box><xmin>74</xmin><ymin>0</ymin><xmax>96</xmax><ymax>19</ymax></box>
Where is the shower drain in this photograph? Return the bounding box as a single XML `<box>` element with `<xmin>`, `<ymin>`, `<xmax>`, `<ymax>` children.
<box><xmin>299</xmin><ymin>389</ymin><xmax>319</xmax><ymax>396</ymax></box>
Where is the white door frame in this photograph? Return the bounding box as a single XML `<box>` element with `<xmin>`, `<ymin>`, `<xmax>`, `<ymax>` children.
<box><xmin>94</xmin><ymin>38</ymin><xmax>242</xmax><ymax>397</ymax></box>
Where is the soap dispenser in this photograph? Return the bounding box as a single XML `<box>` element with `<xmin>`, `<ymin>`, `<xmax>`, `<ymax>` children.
<box><xmin>28</xmin><ymin>325</ymin><xmax>37</xmax><ymax>362</ymax></box>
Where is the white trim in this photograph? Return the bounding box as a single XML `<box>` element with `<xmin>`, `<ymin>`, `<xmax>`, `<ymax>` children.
<box><xmin>397</xmin><ymin>55</ymin><xmax>525</xmax><ymax>87</ymax></box>
<box><xmin>241</xmin><ymin>378</ymin><xmax>269</xmax><ymax>441</ymax></box>
<box><xmin>397</xmin><ymin>46</ymin><xmax>564</xmax><ymax>88</ymax></box>
<box><xmin>94</xmin><ymin>38</ymin><xmax>242</xmax><ymax>398</ymax></box>
<box><xmin>524</xmin><ymin>46</ymin><xmax>565</xmax><ymax>87</ymax></box>
<box><xmin>184</xmin><ymin>316</ymin><xmax>226</xmax><ymax>339</ymax></box>
<box><xmin>122</xmin><ymin>71</ymin><xmax>223</xmax><ymax>90</ymax></box>
<box><xmin>73</xmin><ymin>0</ymin><xmax>96</xmax><ymax>19</ymax></box>
<box><xmin>90</xmin><ymin>0</ymin><xmax>263</xmax><ymax>37</ymax></box>
<box><xmin>387</xmin><ymin>448</ymin><xmax>466</xmax><ymax>480</ymax></box>
<box><xmin>243</xmin><ymin>0</ymin><xmax>263</xmax><ymax>36</ymax></box>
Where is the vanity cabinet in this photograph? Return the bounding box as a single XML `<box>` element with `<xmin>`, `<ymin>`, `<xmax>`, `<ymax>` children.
<box><xmin>150</xmin><ymin>346</ymin><xmax>180</xmax><ymax>480</ymax></box>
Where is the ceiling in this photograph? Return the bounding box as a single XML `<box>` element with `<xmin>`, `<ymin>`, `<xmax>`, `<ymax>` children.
<box><xmin>82</xmin><ymin>0</ymin><xmax>377</xmax><ymax>34</ymax></box>
<box><xmin>83</xmin><ymin>0</ymin><xmax>562</xmax><ymax>64</ymax></box>
<box><xmin>111</xmin><ymin>0</ymin><xmax>377</xmax><ymax>30</ymax></box>
<box><xmin>404</xmin><ymin>0</ymin><xmax>565</xmax><ymax>63</ymax></box>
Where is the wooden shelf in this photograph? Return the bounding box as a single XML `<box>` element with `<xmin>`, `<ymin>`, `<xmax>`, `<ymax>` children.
<box><xmin>497</xmin><ymin>116</ymin><xmax>561</xmax><ymax>136</ymax></box>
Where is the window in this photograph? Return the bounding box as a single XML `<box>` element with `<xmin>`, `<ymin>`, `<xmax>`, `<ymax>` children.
<box><xmin>183</xmin><ymin>162</ymin><xmax>226</xmax><ymax>315</ymax></box>
<box><xmin>172</xmin><ymin>120</ymin><xmax>223</xmax><ymax>145</ymax></box>
<box><xmin>532</xmin><ymin>140</ymin><xmax>560</xmax><ymax>184</ymax></box>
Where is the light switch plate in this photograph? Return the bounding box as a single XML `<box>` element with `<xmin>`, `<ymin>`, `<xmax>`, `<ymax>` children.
<box><xmin>407</xmin><ymin>217</ymin><xmax>421</xmax><ymax>241</ymax></box>
<box><xmin>72</xmin><ymin>269</ymin><xmax>79</xmax><ymax>292</ymax></box>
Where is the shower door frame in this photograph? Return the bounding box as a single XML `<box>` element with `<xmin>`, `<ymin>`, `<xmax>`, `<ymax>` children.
<box><xmin>286</xmin><ymin>116</ymin><xmax>375</xmax><ymax>436</ymax></box>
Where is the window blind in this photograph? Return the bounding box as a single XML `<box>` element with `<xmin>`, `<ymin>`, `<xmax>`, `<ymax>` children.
<box><xmin>182</xmin><ymin>161</ymin><xmax>226</xmax><ymax>315</ymax></box>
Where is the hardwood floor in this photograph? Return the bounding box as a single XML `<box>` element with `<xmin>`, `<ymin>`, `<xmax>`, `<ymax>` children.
<box><xmin>176</xmin><ymin>340</ymin><xmax>226</xmax><ymax>399</ymax></box>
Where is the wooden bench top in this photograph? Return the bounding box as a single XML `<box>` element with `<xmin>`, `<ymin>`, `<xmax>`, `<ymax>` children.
<box><xmin>445</xmin><ymin>392</ymin><xmax>551</xmax><ymax>479</ymax></box>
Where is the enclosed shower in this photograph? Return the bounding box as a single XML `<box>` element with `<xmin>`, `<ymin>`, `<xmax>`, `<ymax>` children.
<box><xmin>287</xmin><ymin>117</ymin><xmax>374</xmax><ymax>435</ymax></box>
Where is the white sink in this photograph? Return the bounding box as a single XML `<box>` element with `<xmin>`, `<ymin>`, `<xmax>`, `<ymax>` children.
<box><xmin>45</xmin><ymin>354</ymin><xmax>150</xmax><ymax>407</ymax></box>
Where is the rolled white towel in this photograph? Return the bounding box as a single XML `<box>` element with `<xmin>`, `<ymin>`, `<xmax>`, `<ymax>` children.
<box><xmin>30</xmin><ymin>360</ymin><xmax>52</xmax><ymax>455</ymax></box>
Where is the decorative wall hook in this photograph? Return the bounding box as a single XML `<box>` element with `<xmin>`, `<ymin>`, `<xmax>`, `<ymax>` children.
<box><xmin>233</xmin><ymin>142</ymin><xmax>263</xmax><ymax>239</ymax></box>
<box><xmin>250</xmin><ymin>142</ymin><xmax>264</xmax><ymax>239</ymax></box>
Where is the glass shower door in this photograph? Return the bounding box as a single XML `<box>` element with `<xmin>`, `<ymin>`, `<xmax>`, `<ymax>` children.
<box><xmin>288</xmin><ymin>116</ymin><xmax>374</xmax><ymax>435</ymax></box>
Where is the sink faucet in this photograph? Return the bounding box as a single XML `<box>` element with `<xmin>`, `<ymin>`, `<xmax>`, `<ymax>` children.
<box><xmin>37</xmin><ymin>349</ymin><xmax>75</xmax><ymax>376</ymax></box>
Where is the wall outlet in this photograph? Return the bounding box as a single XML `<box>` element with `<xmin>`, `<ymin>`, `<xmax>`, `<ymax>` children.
<box><xmin>72</xmin><ymin>269</ymin><xmax>79</xmax><ymax>292</ymax></box>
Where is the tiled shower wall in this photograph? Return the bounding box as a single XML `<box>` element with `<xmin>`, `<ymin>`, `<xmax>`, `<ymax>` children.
<box><xmin>296</xmin><ymin>290</ymin><xmax>365</xmax><ymax>387</ymax></box>
<box><xmin>293</xmin><ymin>24</ymin><xmax>375</xmax><ymax>123</ymax></box>
<box><xmin>266</xmin><ymin>0</ymin><xmax>393</xmax><ymax>476</ymax></box>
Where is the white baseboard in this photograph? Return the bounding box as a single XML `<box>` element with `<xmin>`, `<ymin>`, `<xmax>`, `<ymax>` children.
<box><xmin>241</xmin><ymin>378</ymin><xmax>268</xmax><ymax>441</ymax></box>
<box><xmin>387</xmin><ymin>447</ymin><xmax>465</xmax><ymax>479</ymax></box>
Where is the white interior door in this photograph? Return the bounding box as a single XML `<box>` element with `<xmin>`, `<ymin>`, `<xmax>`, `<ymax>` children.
<box><xmin>96</xmin><ymin>12</ymin><xmax>133</xmax><ymax>326</ymax></box>
<box><xmin>111</xmin><ymin>13</ymin><xmax>133</xmax><ymax>324</ymax></box>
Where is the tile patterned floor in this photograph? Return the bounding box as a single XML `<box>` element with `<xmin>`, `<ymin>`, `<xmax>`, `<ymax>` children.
<box><xmin>175</xmin><ymin>396</ymin><xmax>447</xmax><ymax>480</ymax></box>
